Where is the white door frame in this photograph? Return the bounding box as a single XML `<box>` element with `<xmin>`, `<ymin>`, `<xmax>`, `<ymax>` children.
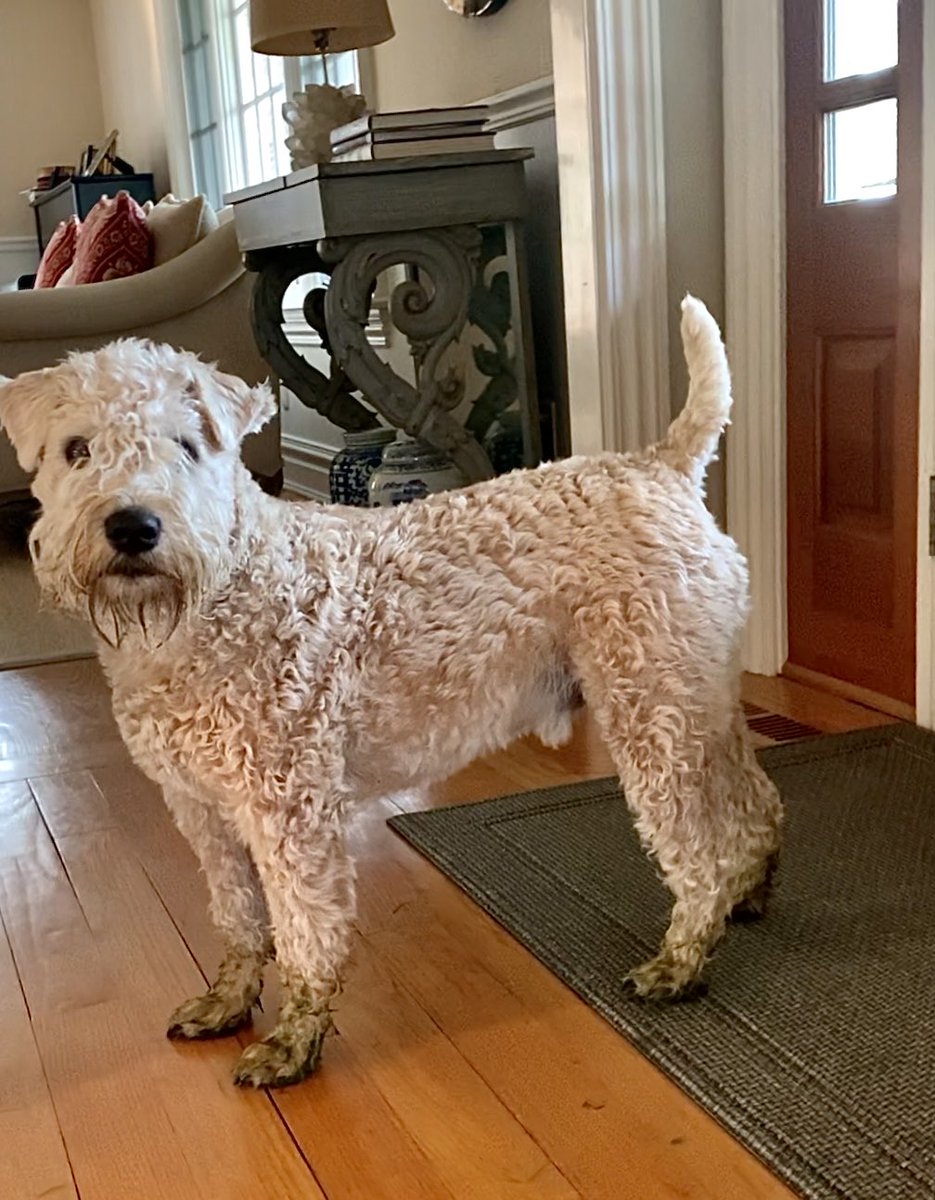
<box><xmin>550</xmin><ymin>0</ymin><xmax>672</xmax><ymax>455</ymax></box>
<box><xmin>723</xmin><ymin>0</ymin><xmax>935</xmax><ymax>722</ymax></box>
<box><xmin>723</xmin><ymin>0</ymin><xmax>788</xmax><ymax>678</ymax></box>
<box><xmin>915</xmin><ymin>0</ymin><xmax>935</xmax><ymax>725</ymax></box>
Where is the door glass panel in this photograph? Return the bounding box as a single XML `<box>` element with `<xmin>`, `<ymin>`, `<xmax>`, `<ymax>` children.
<box><xmin>824</xmin><ymin>98</ymin><xmax>897</xmax><ymax>202</ymax></box>
<box><xmin>824</xmin><ymin>0</ymin><xmax>898</xmax><ymax>81</ymax></box>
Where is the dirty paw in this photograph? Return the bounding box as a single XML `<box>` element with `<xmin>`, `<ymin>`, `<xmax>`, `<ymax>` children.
<box><xmin>232</xmin><ymin>1032</ymin><xmax>324</xmax><ymax>1088</ymax></box>
<box><xmin>623</xmin><ymin>960</ymin><xmax>708</xmax><ymax>1003</ymax></box>
<box><xmin>166</xmin><ymin>991</ymin><xmax>256</xmax><ymax>1040</ymax></box>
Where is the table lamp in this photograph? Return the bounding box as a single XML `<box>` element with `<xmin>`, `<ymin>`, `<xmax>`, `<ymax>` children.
<box><xmin>250</xmin><ymin>0</ymin><xmax>395</xmax><ymax>169</ymax></box>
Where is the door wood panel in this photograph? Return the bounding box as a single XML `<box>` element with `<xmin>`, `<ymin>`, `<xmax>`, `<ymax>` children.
<box><xmin>784</xmin><ymin>0</ymin><xmax>921</xmax><ymax>705</ymax></box>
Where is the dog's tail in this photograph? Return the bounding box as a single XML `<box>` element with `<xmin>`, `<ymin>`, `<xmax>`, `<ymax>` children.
<box><xmin>656</xmin><ymin>294</ymin><xmax>731</xmax><ymax>484</ymax></box>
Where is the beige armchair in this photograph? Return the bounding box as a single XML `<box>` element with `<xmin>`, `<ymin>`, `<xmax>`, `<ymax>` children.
<box><xmin>0</xmin><ymin>219</ymin><xmax>281</xmax><ymax>497</ymax></box>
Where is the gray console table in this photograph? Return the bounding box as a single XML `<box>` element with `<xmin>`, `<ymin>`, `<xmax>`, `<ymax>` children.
<box><xmin>226</xmin><ymin>149</ymin><xmax>539</xmax><ymax>484</ymax></box>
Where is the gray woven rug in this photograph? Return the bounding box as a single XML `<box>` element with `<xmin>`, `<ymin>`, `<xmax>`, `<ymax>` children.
<box><xmin>389</xmin><ymin>724</ymin><xmax>935</xmax><ymax>1200</ymax></box>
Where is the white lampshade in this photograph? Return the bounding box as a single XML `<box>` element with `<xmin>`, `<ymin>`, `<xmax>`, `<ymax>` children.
<box><xmin>250</xmin><ymin>0</ymin><xmax>394</xmax><ymax>55</ymax></box>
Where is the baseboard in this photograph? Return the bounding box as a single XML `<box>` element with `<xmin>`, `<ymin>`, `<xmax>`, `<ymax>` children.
<box><xmin>281</xmin><ymin>435</ymin><xmax>334</xmax><ymax>501</ymax></box>
<box><xmin>781</xmin><ymin>662</ymin><xmax>915</xmax><ymax>722</ymax></box>
<box><xmin>283</xmin><ymin>303</ymin><xmax>388</xmax><ymax>349</ymax></box>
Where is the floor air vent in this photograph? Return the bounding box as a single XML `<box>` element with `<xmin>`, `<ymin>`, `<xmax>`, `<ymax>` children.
<box><xmin>742</xmin><ymin>702</ymin><xmax>823</xmax><ymax>744</ymax></box>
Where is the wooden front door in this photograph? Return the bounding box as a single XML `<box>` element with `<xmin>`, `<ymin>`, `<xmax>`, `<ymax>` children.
<box><xmin>785</xmin><ymin>0</ymin><xmax>921</xmax><ymax>709</ymax></box>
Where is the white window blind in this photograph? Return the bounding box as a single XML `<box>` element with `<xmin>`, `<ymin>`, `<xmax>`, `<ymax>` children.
<box><xmin>177</xmin><ymin>0</ymin><xmax>357</xmax><ymax>207</ymax></box>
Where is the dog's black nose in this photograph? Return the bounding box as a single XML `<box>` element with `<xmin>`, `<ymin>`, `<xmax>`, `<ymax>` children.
<box><xmin>104</xmin><ymin>506</ymin><xmax>162</xmax><ymax>556</ymax></box>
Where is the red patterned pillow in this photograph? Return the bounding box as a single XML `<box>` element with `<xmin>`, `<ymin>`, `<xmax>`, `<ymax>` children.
<box><xmin>35</xmin><ymin>216</ymin><xmax>80</xmax><ymax>288</ymax></box>
<box><xmin>72</xmin><ymin>192</ymin><xmax>154</xmax><ymax>285</ymax></box>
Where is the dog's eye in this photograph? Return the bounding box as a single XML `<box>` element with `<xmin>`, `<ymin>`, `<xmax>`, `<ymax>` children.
<box><xmin>64</xmin><ymin>437</ymin><xmax>90</xmax><ymax>466</ymax></box>
<box><xmin>174</xmin><ymin>436</ymin><xmax>200</xmax><ymax>463</ymax></box>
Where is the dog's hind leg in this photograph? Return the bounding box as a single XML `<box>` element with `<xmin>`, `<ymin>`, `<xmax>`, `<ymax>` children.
<box><xmin>232</xmin><ymin>812</ymin><xmax>355</xmax><ymax>1088</ymax></box>
<box><xmin>164</xmin><ymin>787</ymin><xmax>272</xmax><ymax>1039</ymax></box>
<box><xmin>613</xmin><ymin>701</ymin><xmax>778</xmax><ymax>998</ymax></box>
<box><xmin>573</xmin><ymin>636</ymin><xmax>781</xmax><ymax>1000</ymax></box>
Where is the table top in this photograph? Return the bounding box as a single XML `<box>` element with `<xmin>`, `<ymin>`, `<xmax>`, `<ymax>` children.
<box><xmin>227</xmin><ymin>147</ymin><xmax>533</xmax><ymax>252</ymax></box>
<box><xmin>224</xmin><ymin>148</ymin><xmax>533</xmax><ymax>206</ymax></box>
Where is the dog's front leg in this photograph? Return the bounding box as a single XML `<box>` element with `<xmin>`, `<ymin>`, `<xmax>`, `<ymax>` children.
<box><xmin>163</xmin><ymin>786</ymin><xmax>272</xmax><ymax>1040</ymax></box>
<box><xmin>233</xmin><ymin>812</ymin><xmax>354</xmax><ymax>1088</ymax></box>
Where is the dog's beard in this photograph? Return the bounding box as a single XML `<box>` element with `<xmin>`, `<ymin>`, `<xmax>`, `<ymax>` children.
<box><xmin>30</xmin><ymin>498</ymin><xmax>229</xmax><ymax>650</ymax></box>
<box><xmin>88</xmin><ymin>571</ymin><xmax>188</xmax><ymax>650</ymax></box>
<box><xmin>32</xmin><ymin>523</ymin><xmax>197</xmax><ymax>650</ymax></box>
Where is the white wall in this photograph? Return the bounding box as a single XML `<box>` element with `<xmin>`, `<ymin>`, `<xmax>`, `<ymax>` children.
<box><xmin>372</xmin><ymin>0</ymin><xmax>553</xmax><ymax>109</ymax></box>
<box><xmin>0</xmin><ymin>240</ymin><xmax>39</xmax><ymax>287</ymax></box>
<box><xmin>0</xmin><ymin>0</ymin><xmax>168</xmax><ymax>283</ymax></box>
<box><xmin>0</xmin><ymin>0</ymin><xmax>105</xmax><ymax>238</ymax></box>
<box><xmin>89</xmin><ymin>0</ymin><xmax>171</xmax><ymax>196</ymax></box>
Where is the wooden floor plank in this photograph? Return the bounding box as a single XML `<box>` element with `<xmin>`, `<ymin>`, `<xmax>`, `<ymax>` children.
<box><xmin>742</xmin><ymin>672</ymin><xmax>896</xmax><ymax>733</ymax></box>
<box><xmin>81</xmin><ymin>762</ymin><xmax>224</xmax><ymax>980</ymax></box>
<box><xmin>349</xmin><ymin>798</ymin><xmax>791</xmax><ymax>1200</ymax></box>
<box><xmin>0</xmin><ymin>825</ymin><xmax>78</xmax><ymax>1200</ymax></box>
<box><xmin>0</xmin><ymin>779</ymin><xmax>193</xmax><ymax>1200</ymax></box>
<box><xmin>89</xmin><ymin>765</ymin><xmax>458</xmax><ymax>1200</ymax></box>
<box><xmin>90</xmin><ymin>764</ymin><xmax>582</xmax><ymax>1200</ymax></box>
<box><xmin>267</xmin><ymin>1033</ymin><xmax>464</xmax><ymax>1200</ymax></box>
<box><xmin>0</xmin><ymin>659</ymin><xmax>124</xmax><ymax>784</ymax></box>
<box><xmin>0</xmin><ymin>656</ymin><xmax>882</xmax><ymax>1200</ymax></box>
<box><xmin>3</xmin><ymin>772</ymin><xmax>324</xmax><ymax>1200</ymax></box>
<box><xmin>325</xmin><ymin>951</ymin><xmax>581</xmax><ymax>1200</ymax></box>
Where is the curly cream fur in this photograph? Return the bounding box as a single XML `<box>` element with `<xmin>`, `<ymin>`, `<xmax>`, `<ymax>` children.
<box><xmin>0</xmin><ymin>297</ymin><xmax>781</xmax><ymax>1087</ymax></box>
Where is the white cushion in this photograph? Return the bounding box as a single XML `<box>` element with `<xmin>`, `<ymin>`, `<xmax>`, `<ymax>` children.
<box><xmin>146</xmin><ymin>194</ymin><xmax>219</xmax><ymax>266</ymax></box>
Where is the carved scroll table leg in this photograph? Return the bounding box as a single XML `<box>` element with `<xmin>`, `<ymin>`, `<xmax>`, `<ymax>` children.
<box><xmin>246</xmin><ymin>247</ymin><xmax>378</xmax><ymax>433</ymax></box>
<box><xmin>319</xmin><ymin>228</ymin><xmax>494</xmax><ymax>484</ymax></box>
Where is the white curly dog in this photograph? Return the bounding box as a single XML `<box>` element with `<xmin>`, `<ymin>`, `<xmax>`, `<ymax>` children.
<box><xmin>0</xmin><ymin>296</ymin><xmax>781</xmax><ymax>1088</ymax></box>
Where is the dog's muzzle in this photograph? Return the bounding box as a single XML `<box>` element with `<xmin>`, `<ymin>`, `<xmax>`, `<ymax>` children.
<box><xmin>104</xmin><ymin>506</ymin><xmax>162</xmax><ymax>557</ymax></box>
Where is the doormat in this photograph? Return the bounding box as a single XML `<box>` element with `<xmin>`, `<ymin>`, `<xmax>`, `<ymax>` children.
<box><xmin>390</xmin><ymin>725</ymin><xmax>935</xmax><ymax>1199</ymax></box>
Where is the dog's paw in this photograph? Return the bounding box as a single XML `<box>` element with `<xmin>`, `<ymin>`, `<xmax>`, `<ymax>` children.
<box><xmin>731</xmin><ymin>856</ymin><xmax>779</xmax><ymax>923</ymax></box>
<box><xmin>232</xmin><ymin>1031</ymin><xmax>324</xmax><ymax>1089</ymax></box>
<box><xmin>730</xmin><ymin>893</ymin><xmax>768</xmax><ymax>923</ymax></box>
<box><xmin>622</xmin><ymin>958</ymin><xmax>709</xmax><ymax>1003</ymax></box>
<box><xmin>166</xmin><ymin>991</ymin><xmax>256</xmax><ymax>1040</ymax></box>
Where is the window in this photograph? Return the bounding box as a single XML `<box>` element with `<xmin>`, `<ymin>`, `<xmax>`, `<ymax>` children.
<box><xmin>820</xmin><ymin>0</ymin><xmax>900</xmax><ymax>204</ymax></box>
<box><xmin>823</xmin><ymin>0</ymin><xmax>897</xmax><ymax>82</ymax></box>
<box><xmin>824</xmin><ymin>97</ymin><xmax>897</xmax><ymax>202</ymax></box>
<box><xmin>176</xmin><ymin>0</ymin><xmax>357</xmax><ymax>207</ymax></box>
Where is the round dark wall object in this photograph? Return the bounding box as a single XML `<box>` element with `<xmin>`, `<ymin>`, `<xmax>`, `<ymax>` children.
<box><xmin>442</xmin><ymin>0</ymin><xmax>510</xmax><ymax>16</ymax></box>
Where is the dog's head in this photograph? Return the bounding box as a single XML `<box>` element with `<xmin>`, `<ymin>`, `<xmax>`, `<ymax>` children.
<box><xmin>0</xmin><ymin>339</ymin><xmax>275</xmax><ymax>649</ymax></box>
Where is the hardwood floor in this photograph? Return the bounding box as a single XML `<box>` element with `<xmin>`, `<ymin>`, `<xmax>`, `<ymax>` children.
<box><xmin>0</xmin><ymin>659</ymin><xmax>891</xmax><ymax>1200</ymax></box>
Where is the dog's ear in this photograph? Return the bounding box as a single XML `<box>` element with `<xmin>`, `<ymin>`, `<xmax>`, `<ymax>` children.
<box><xmin>0</xmin><ymin>368</ymin><xmax>57</xmax><ymax>472</ymax></box>
<box><xmin>187</xmin><ymin>364</ymin><xmax>276</xmax><ymax>452</ymax></box>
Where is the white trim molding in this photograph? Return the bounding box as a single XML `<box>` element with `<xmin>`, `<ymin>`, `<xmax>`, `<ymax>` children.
<box><xmin>281</xmin><ymin>433</ymin><xmax>333</xmax><ymax>500</ymax></box>
<box><xmin>916</xmin><ymin>0</ymin><xmax>935</xmax><ymax>726</ymax></box>
<box><xmin>723</xmin><ymin>0</ymin><xmax>788</xmax><ymax>676</ymax></box>
<box><xmin>486</xmin><ymin>77</ymin><xmax>555</xmax><ymax>133</ymax></box>
<box><xmin>550</xmin><ymin>0</ymin><xmax>669</xmax><ymax>455</ymax></box>
<box><xmin>0</xmin><ymin>236</ymin><xmax>39</xmax><ymax>254</ymax></box>
<box><xmin>282</xmin><ymin>303</ymin><xmax>388</xmax><ymax>350</ymax></box>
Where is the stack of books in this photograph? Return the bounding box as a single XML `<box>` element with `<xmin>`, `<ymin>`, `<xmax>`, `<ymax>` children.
<box><xmin>30</xmin><ymin>165</ymin><xmax>74</xmax><ymax>195</ymax></box>
<box><xmin>330</xmin><ymin>106</ymin><xmax>493</xmax><ymax>162</ymax></box>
